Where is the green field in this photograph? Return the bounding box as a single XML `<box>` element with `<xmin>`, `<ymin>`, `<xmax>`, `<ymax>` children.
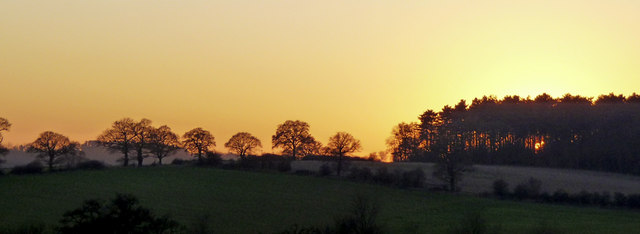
<box><xmin>1</xmin><ymin>167</ymin><xmax>639</xmax><ymax>233</ymax></box>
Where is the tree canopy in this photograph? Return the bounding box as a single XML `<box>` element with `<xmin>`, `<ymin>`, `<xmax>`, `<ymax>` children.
<box><xmin>97</xmin><ymin>118</ymin><xmax>137</xmax><ymax>167</ymax></box>
<box><xmin>182</xmin><ymin>127</ymin><xmax>215</xmax><ymax>161</ymax></box>
<box><xmin>224</xmin><ymin>132</ymin><xmax>262</xmax><ymax>158</ymax></box>
<box><xmin>27</xmin><ymin>131</ymin><xmax>82</xmax><ymax>171</ymax></box>
<box><xmin>272</xmin><ymin>120</ymin><xmax>317</xmax><ymax>159</ymax></box>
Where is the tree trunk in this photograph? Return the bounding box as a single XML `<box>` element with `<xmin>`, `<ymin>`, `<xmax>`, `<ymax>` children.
<box><xmin>337</xmin><ymin>154</ymin><xmax>343</xmax><ymax>176</ymax></box>
<box><xmin>158</xmin><ymin>157</ymin><xmax>163</xmax><ymax>165</ymax></box>
<box><xmin>123</xmin><ymin>152</ymin><xmax>129</xmax><ymax>167</ymax></box>
<box><xmin>49</xmin><ymin>154</ymin><xmax>54</xmax><ymax>171</ymax></box>
<box><xmin>137</xmin><ymin>149</ymin><xmax>143</xmax><ymax>167</ymax></box>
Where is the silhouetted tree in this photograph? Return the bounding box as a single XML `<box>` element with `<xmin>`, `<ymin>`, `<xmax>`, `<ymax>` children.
<box><xmin>386</xmin><ymin>122</ymin><xmax>421</xmax><ymax>162</ymax></box>
<box><xmin>27</xmin><ymin>131</ymin><xmax>82</xmax><ymax>171</ymax></box>
<box><xmin>58</xmin><ymin>193</ymin><xmax>181</xmax><ymax>234</ymax></box>
<box><xmin>182</xmin><ymin>128</ymin><xmax>215</xmax><ymax>162</ymax></box>
<box><xmin>407</xmin><ymin>92</ymin><xmax>640</xmax><ymax>175</ymax></box>
<box><xmin>147</xmin><ymin>125</ymin><xmax>181</xmax><ymax>165</ymax></box>
<box><xmin>299</xmin><ymin>139</ymin><xmax>324</xmax><ymax>157</ymax></box>
<box><xmin>224</xmin><ymin>132</ymin><xmax>262</xmax><ymax>159</ymax></box>
<box><xmin>131</xmin><ymin>118</ymin><xmax>153</xmax><ymax>167</ymax></box>
<box><xmin>326</xmin><ymin>132</ymin><xmax>362</xmax><ymax>176</ymax></box>
<box><xmin>97</xmin><ymin>118</ymin><xmax>137</xmax><ymax>167</ymax></box>
<box><xmin>0</xmin><ymin>117</ymin><xmax>10</xmax><ymax>161</ymax></box>
<box><xmin>595</xmin><ymin>92</ymin><xmax>626</xmax><ymax>104</ymax></box>
<box><xmin>272</xmin><ymin>120</ymin><xmax>316</xmax><ymax>159</ymax></box>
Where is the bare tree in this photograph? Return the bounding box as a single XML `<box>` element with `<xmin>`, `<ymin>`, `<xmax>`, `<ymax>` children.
<box><xmin>27</xmin><ymin>131</ymin><xmax>81</xmax><ymax>171</ymax></box>
<box><xmin>326</xmin><ymin>132</ymin><xmax>362</xmax><ymax>176</ymax></box>
<box><xmin>272</xmin><ymin>120</ymin><xmax>316</xmax><ymax>159</ymax></box>
<box><xmin>132</xmin><ymin>118</ymin><xmax>153</xmax><ymax>167</ymax></box>
<box><xmin>97</xmin><ymin>118</ymin><xmax>136</xmax><ymax>167</ymax></box>
<box><xmin>147</xmin><ymin>125</ymin><xmax>181</xmax><ymax>165</ymax></box>
<box><xmin>224</xmin><ymin>132</ymin><xmax>262</xmax><ymax>159</ymax></box>
<box><xmin>182</xmin><ymin>128</ymin><xmax>215</xmax><ymax>162</ymax></box>
<box><xmin>0</xmin><ymin>117</ymin><xmax>11</xmax><ymax>161</ymax></box>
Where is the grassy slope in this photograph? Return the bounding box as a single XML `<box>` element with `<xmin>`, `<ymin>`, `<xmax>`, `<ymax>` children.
<box><xmin>0</xmin><ymin>167</ymin><xmax>639</xmax><ymax>233</ymax></box>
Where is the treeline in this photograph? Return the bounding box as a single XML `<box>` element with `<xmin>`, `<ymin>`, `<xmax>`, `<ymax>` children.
<box><xmin>388</xmin><ymin>92</ymin><xmax>640</xmax><ymax>175</ymax></box>
<box><xmin>0</xmin><ymin>118</ymin><xmax>368</xmax><ymax>173</ymax></box>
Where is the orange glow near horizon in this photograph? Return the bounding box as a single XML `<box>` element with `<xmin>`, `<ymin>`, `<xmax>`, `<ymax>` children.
<box><xmin>2</xmin><ymin>1</ymin><xmax>640</xmax><ymax>156</ymax></box>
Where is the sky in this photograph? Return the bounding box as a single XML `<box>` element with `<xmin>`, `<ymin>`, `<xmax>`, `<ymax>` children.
<box><xmin>1</xmin><ymin>0</ymin><xmax>640</xmax><ymax>155</ymax></box>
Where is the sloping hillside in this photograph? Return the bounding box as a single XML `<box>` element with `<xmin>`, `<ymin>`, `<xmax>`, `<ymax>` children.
<box><xmin>0</xmin><ymin>167</ymin><xmax>639</xmax><ymax>233</ymax></box>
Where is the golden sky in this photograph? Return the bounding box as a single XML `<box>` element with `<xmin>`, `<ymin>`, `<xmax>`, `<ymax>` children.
<box><xmin>1</xmin><ymin>0</ymin><xmax>639</xmax><ymax>155</ymax></box>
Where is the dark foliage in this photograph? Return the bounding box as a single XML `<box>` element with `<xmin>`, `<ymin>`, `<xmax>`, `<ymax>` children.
<box><xmin>75</xmin><ymin>160</ymin><xmax>106</xmax><ymax>170</ymax></box>
<box><xmin>294</xmin><ymin>170</ymin><xmax>314</xmax><ymax>176</ymax></box>
<box><xmin>410</xmin><ymin>93</ymin><xmax>640</xmax><ymax>175</ymax></box>
<box><xmin>10</xmin><ymin>161</ymin><xmax>44</xmax><ymax>175</ymax></box>
<box><xmin>399</xmin><ymin>168</ymin><xmax>425</xmax><ymax>188</ymax></box>
<box><xmin>347</xmin><ymin>167</ymin><xmax>373</xmax><ymax>182</ymax></box>
<box><xmin>171</xmin><ymin>158</ymin><xmax>189</xmax><ymax>165</ymax></box>
<box><xmin>372</xmin><ymin>167</ymin><xmax>397</xmax><ymax>186</ymax></box>
<box><xmin>492</xmin><ymin>179</ymin><xmax>509</xmax><ymax>199</ymax></box>
<box><xmin>196</xmin><ymin>152</ymin><xmax>221</xmax><ymax>167</ymax></box>
<box><xmin>513</xmin><ymin>177</ymin><xmax>542</xmax><ymax>200</ymax></box>
<box><xmin>58</xmin><ymin>193</ymin><xmax>181</xmax><ymax>234</ymax></box>
<box><xmin>319</xmin><ymin>163</ymin><xmax>333</xmax><ymax>176</ymax></box>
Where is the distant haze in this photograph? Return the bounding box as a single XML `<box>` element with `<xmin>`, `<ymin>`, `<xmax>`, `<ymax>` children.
<box><xmin>2</xmin><ymin>1</ymin><xmax>640</xmax><ymax>154</ymax></box>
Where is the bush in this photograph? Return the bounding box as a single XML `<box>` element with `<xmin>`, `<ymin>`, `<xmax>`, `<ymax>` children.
<box><xmin>347</xmin><ymin>167</ymin><xmax>373</xmax><ymax>182</ymax></box>
<box><xmin>11</xmin><ymin>161</ymin><xmax>44</xmax><ymax>175</ymax></box>
<box><xmin>513</xmin><ymin>177</ymin><xmax>542</xmax><ymax>200</ymax></box>
<box><xmin>58</xmin><ymin>193</ymin><xmax>182</xmax><ymax>234</ymax></box>
<box><xmin>492</xmin><ymin>179</ymin><xmax>509</xmax><ymax>199</ymax></box>
<box><xmin>627</xmin><ymin>194</ymin><xmax>640</xmax><ymax>209</ymax></box>
<box><xmin>75</xmin><ymin>160</ymin><xmax>106</xmax><ymax>170</ymax></box>
<box><xmin>373</xmin><ymin>167</ymin><xmax>396</xmax><ymax>185</ymax></box>
<box><xmin>551</xmin><ymin>190</ymin><xmax>570</xmax><ymax>203</ymax></box>
<box><xmin>171</xmin><ymin>158</ymin><xmax>189</xmax><ymax>165</ymax></box>
<box><xmin>277</xmin><ymin>160</ymin><xmax>292</xmax><ymax>172</ymax></box>
<box><xmin>614</xmin><ymin>192</ymin><xmax>627</xmax><ymax>207</ymax></box>
<box><xmin>197</xmin><ymin>152</ymin><xmax>222</xmax><ymax>167</ymax></box>
<box><xmin>294</xmin><ymin>170</ymin><xmax>314</xmax><ymax>176</ymax></box>
<box><xmin>319</xmin><ymin>163</ymin><xmax>332</xmax><ymax>177</ymax></box>
<box><xmin>400</xmin><ymin>168</ymin><xmax>425</xmax><ymax>188</ymax></box>
<box><xmin>333</xmin><ymin>195</ymin><xmax>384</xmax><ymax>234</ymax></box>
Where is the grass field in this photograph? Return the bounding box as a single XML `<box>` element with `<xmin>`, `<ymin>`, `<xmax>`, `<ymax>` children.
<box><xmin>1</xmin><ymin>166</ymin><xmax>639</xmax><ymax>233</ymax></box>
<box><xmin>293</xmin><ymin>161</ymin><xmax>640</xmax><ymax>195</ymax></box>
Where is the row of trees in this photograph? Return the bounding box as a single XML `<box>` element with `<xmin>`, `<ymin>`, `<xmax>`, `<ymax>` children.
<box><xmin>0</xmin><ymin>117</ymin><xmax>364</xmax><ymax>172</ymax></box>
<box><xmin>387</xmin><ymin>92</ymin><xmax>640</xmax><ymax>175</ymax></box>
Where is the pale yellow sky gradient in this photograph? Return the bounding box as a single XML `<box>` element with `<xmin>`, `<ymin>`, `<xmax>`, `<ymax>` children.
<box><xmin>1</xmin><ymin>0</ymin><xmax>639</xmax><ymax>155</ymax></box>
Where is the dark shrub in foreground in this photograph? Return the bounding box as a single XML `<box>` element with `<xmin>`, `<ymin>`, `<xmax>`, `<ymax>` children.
<box><xmin>58</xmin><ymin>193</ymin><xmax>181</xmax><ymax>234</ymax></box>
<box><xmin>11</xmin><ymin>161</ymin><xmax>44</xmax><ymax>175</ymax></box>
<box><xmin>75</xmin><ymin>160</ymin><xmax>106</xmax><ymax>170</ymax></box>
<box><xmin>492</xmin><ymin>179</ymin><xmax>509</xmax><ymax>199</ymax></box>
